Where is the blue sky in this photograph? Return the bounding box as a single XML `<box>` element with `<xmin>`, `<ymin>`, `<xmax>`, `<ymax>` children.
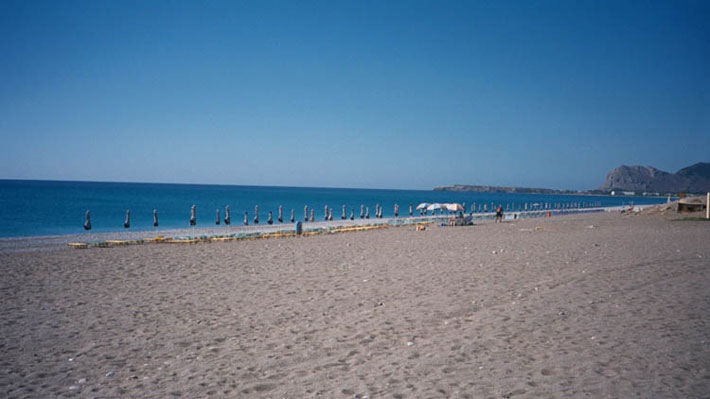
<box><xmin>1</xmin><ymin>0</ymin><xmax>707</xmax><ymax>190</ymax></box>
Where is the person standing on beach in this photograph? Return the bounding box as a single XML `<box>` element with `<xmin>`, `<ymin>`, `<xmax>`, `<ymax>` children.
<box><xmin>495</xmin><ymin>205</ymin><xmax>503</xmax><ymax>223</ymax></box>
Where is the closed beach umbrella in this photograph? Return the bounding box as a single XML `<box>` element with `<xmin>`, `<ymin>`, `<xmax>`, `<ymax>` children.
<box><xmin>304</xmin><ymin>205</ymin><xmax>308</xmax><ymax>222</ymax></box>
<box><xmin>409</xmin><ymin>203</ymin><xmax>413</xmax><ymax>216</ymax></box>
<box><xmin>366</xmin><ymin>207</ymin><xmax>370</xmax><ymax>218</ymax></box>
<box><xmin>360</xmin><ymin>204</ymin><xmax>364</xmax><ymax>219</ymax></box>
<box><xmin>324</xmin><ymin>205</ymin><xmax>329</xmax><ymax>221</ymax></box>
<box><xmin>83</xmin><ymin>210</ymin><xmax>91</xmax><ymax>230</ymax></box>
<box><xmin>254</xmin><ymin>205</ymin><xmax>259</xmax><ymax>224</ymax></box>
<box><xmin>342</xmin><ymin>204</ymin><xmax>346</xmax><ymax>220</ymax></box>
<box><xmin>310</xmin><ymin>209</ymin><xmax>314</xmax><ymax>222</ymax></box>
<box><xmin>244</xmin><ymin>211</ymin><xmax>248</xmax><ymax>226</ymax></box>
<box><xmin>350</xmin><ymin>208</ymin><xmax>354</xmax><ymax>220</ymax></box>
<box><xmin>328</xmin><ymin>207</ymin><xmax>333</xmax><ymax>220</ymax></box>
<box><xmin>215</xmin><ymin>209</ymin><xmax>220</xmax><ymax>225</ymax></box>
<box><xmin>394</xmin><ymin>203</ymin><xmax>399</xmax><ymax>217</ymax></box>
<box><xmin>124</xmin><ymin>209</ymin><xmax>130</xmax><ymax>228</ymax></box>
<box><xmin>375</xmin><ymin>204</ymin><xmax>380</xmax><ymax>218</ymax></box>
<box><xmin>278</xmin><ymin>205</ymin><xmax>283</xmax><ymax>223</ymax></box>
<box><xmin>153</xmin><ymin>209</ymin><xmax>158</xmax><ymax>227</ymax></box>
<box><xmin>267</xmin><ymin>211</ymin><xmax>273</xmax><ymax>225</ymax></box>
<box><xmin>190</xmin><ymin>205</ymin><xmax>196</xmax><ymax>226</ymax></box>
<box><xmin>225</xmin><ymin>205</ymin><xmax>231</xmax><ymax>225</ymax></box>
<box><xmin>290</xmin><ymin>209</ymin><xmax>295</xmax><ymax>223</ymax></box>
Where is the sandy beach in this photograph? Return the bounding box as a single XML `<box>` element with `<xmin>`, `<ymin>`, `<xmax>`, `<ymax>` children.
<box><xmin>1</xmin><ymin>210</ymin><xmax>708</xmax><ymax>398</ymax></box>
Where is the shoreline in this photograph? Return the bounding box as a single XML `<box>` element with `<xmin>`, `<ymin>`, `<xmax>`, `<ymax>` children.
<box><xmin>0</xmin><ymin>205</ymin><xmax>654</xmax><ymax>254</ymax></box>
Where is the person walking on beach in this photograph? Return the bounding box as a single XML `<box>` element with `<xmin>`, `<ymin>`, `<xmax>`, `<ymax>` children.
<box><xmin>495</xmin><ymin>204</ymin><xmax>503</xmax><ymax>223</ymax></box>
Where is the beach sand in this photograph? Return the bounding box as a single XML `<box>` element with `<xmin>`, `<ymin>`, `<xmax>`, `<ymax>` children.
<box><xmin>1</xmin><ymin>211</ymin><xmax>708</xmax><ymax>398</ymax></box>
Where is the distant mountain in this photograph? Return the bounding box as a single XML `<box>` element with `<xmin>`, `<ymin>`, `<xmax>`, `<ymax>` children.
<box><xmin>598</xmin><ymin>162</ymin><xmax>710</xmax><ymax>193</ymax></box>
<box><xmin>677</xmin><ymin>162</ymin><xmax>710</xmax><ymax>178</ymax></box>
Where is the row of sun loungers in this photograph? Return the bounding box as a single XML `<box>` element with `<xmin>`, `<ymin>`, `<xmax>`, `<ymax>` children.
<box><xmin>66</xmin><ymin>222</ymin><xmax>408</xmax><ymax>249</ymax></box>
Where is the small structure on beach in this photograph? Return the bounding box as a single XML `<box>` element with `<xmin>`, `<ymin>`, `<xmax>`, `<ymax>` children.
<box><xmin>677</xmin><ymin>196</ymin><xmax>708</xmax><ymax>213</ymax></box>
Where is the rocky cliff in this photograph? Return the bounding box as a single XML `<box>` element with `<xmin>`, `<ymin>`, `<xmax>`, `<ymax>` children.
<box><xmin>599</xmin><ymin>162</ymin><xmax>710</xmax><ymax>193</ymax></box>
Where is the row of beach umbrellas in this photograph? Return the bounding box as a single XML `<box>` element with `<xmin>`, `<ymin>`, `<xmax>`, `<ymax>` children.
<box><xmin>82</xmin><ymin>203</ymin><xmax>420</xmax><ymax>231</ymax></box>
<box><xmin>82</xmin><ymin>201</ymin><xmax>600</xmax><ymax>230</ymax></box>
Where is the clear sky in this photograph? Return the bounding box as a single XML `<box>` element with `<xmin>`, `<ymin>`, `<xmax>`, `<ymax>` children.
<box><xmin>1</xmin><ymin>0</ymin><xmax>708</xmax><ymax>190</ymax></box>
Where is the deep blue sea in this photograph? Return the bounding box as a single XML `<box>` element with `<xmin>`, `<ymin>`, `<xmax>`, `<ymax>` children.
<box><xmin>0</xmin><ymin>180</ymin><xmax>666</xmax><ymax>238</ymax></box>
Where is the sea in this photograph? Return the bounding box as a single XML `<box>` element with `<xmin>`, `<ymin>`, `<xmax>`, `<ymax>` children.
<box><xmin>0</xmin><ymin>180</ymin><xmax>667</xmax><ymax>238</ymax></box>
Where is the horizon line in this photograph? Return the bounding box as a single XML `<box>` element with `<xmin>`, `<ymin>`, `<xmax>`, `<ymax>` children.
<box><xmin>0</xmin><ymin>177</ymin><xmax>440</xmax><ymax>193</ymax></box>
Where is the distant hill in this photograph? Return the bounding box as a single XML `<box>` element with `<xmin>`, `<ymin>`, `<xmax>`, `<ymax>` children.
<box><xmin>433</xmin><ymin>184</ymin><xmax>574</xmax><ymax>194</ymax></box>
<box><xmin>598</xmin><ymin>162</ymin><xmax>710</xmax><ymax>193</ymax></box>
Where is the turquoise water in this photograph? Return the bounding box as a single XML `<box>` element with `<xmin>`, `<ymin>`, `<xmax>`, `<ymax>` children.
<box><xmin>0</xmin><ymin>180</ymin><xmax>665</xmax><ymax>238</ymax></box>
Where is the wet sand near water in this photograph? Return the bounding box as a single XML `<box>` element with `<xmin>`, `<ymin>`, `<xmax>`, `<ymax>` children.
<box><xmin>1</xmin><ymin>211</ymin><xmax>708</xmax><ymax>398</ymax></box>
